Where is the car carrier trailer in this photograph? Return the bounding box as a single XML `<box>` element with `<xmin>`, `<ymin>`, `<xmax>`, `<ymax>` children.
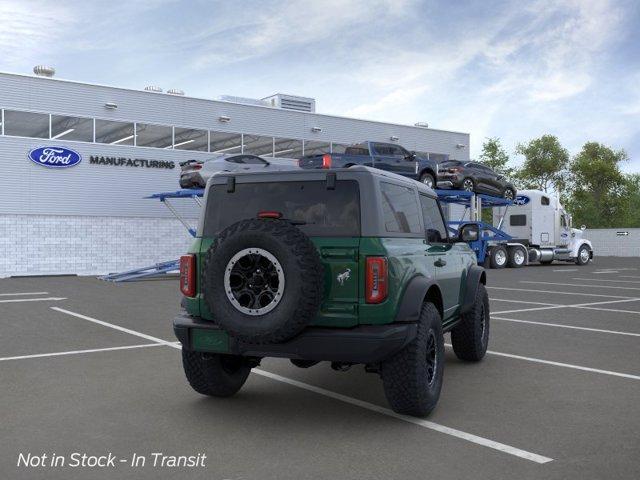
<box><xmin>435</xmin><ymin>189</ymin><xmax>593</xmax><ymax>268</ymax></box>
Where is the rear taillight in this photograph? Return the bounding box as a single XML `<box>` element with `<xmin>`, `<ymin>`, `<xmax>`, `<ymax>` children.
<box><xmin>322</xmin><ymin>154</ymin><xmax>332</xmax><ymax>169</ymax></box>
<box><xmin>180</xmin><ymin>254</ymin><xmax>196</xmax><ymax>297</ymax></box>
<box><xmin>365</xmin><ymin>257</ymin><xmax>388</xmax><ymax>304</ymax></box>
<box><xmin>192</xmin><ymin>164</ymin><xmax>203</xmax><ymax>170</ymax></box>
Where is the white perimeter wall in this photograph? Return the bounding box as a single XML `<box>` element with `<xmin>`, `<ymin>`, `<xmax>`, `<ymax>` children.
<box><xmin>583</xmin><ymin>228</ymin><xmax>640</xmax><ymax>258</ymax></box>
<box><xmin>0</xmin><ymin>215</ymin><xmax>195</xmax><ymax>277</ymax></box>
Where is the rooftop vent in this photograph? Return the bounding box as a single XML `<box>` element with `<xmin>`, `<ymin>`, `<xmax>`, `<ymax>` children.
<box><xmin>262</xmin><ymin>94</ymin><xmax>316</xmax><ymax>113</ymax></box>
<box><xmin>218</xmin><ymin>95</ymin><xmax>270</xmax><ymax>107</ymax></box>
<box><xmin>144</xmin><ymin>85</ymin><xmax>163</xmax><ymax>93</ymax></box>
<box><xmin>414</xmin><ymin>122</ymin><xmax>429</xmax><ymax>128</ymax></box>
<box><xmin>167</xmin><ymin>88</ymin><xmax>185</xmax><ymax>96</ymax></box>
<box><xmin>33</xmin><ymin>65</ymin><xmax>55</xmax><ymax>77</ymax></box>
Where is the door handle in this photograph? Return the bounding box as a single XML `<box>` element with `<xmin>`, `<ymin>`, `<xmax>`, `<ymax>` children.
<box><xmin>434</xmin><ymin>258</ymin><xmax>447</xmax><ymax>267</ymax></box>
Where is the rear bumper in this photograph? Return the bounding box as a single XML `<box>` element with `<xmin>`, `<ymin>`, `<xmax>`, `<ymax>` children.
<box><xmin>179</xmin><ymin>172</ymin><xmax>204</xmax><ymax>188</ymax></box>
<box><xmin>173</xmin><ymin>312</ymin><xmax>417</xmax><ymax>364</ymax></box>
<box><xmin>436</xmin><ymin>180</ymin><xmax>454</xmax><ymax>188</ymax></box>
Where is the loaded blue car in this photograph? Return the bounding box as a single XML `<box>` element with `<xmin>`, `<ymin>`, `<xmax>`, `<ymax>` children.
<box><xmin>298</xmin><ymin>141</ymin><xmax>439</xmax><ymax>188</ymax></box>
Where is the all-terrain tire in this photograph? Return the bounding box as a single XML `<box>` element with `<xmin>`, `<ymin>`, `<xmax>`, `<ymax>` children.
<box><xmin>451</xmin><ymin>284</ymin><xmax>490</xmax><ymax>361</ymax></box>
<box><xmin>201</xmin><ymin>219</ymin><xmax>324</xmax><ymax>344</ymax></box>
<box><xmin>380</xmin><ymin>302</ymin><xmax>444</xmax><ymax>417</ymax></box>
<box><xmin>182</xmin><ymin>349</ymin><xmax>251</xmax><ymax>397</ymax></box>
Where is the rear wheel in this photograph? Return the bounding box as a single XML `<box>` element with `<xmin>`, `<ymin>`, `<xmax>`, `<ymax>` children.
<box><xmin>182</xmin><ymin>349</ymin><xmax>251</xmax><ymax>397</ymax></box>
<box><xmin>419</xmin><ymin>172</ymin><xmax>435</xmax><ymax>189</ymax></box>
<box><xmin>451</xmin><ymin>284</ymin><xmax>489</xmax><ymax>361</ymax></box>
<box><xmin>381</xmin><ymin>302</ymin><xmax>444</xmax><ymax>417</ymax></box>
<box><xmin>507</xmin><ymin>246</ymin><xmax>526</xmax><ymax>268</ymax></box>
<box><xmin>489</xmin><ymin>245</ymin><xmax>507</xmax><ymax>269</ymax></box>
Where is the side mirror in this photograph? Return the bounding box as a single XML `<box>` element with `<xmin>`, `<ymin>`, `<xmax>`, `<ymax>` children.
<box><xmin>404</xmin><ymin>152</ymin><xmax>416</xmax><ymax>160</ymax></box>
<box><xmin>581</xmin><ymin>225</ymin><xmax>586</xmax><ymax>231</ymax></box>
<box><xmin>459</xmin><ymin>223</ymin><xmax>479</xmax><ymax>242</ymax></box>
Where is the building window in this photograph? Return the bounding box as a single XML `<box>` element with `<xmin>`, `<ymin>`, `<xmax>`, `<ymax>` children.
<box><xmin>136</xmin><ymin>123</ymin><xmax>173</xmax><ymax>148</ymax></box>
<box><xmin>210</xmin><ymin>131</ymin><xmax>242</xmax><ymax>154</ymax></box>
<box><xmin>273</xmin><ymin>137</ymin><xmax>303</xmax><ymax>158</ymax></box>
<box><xmin>243</xmin><ymin>134</ymin><xmax>274</xmax><ymax>156</ymax></box>
<box><xmin>331</xmin><ymin>143</ymin><xmax>350</xmax><ymax>154</ymax></box>
<box><xmin>173</xmin><ymin>127</ymin><xmax>208</xmax><ymax>151</ymax></box>
<box><xmin>95</xmin><ymin>119</ymin><xmax>135</xmax><ymax>145</ymax></box>
<box><xmin>380</xmin><ymin>182</ymin><xmax>421</xmax><ymax>234</ymax></box>
<box><xmin>303</xmin><ymin>140</ymin><xmax>330</xmax><ymax>156</ymax></box>
<box><xmin>50</xmin><ymin>114</ymin><xmax>93</xmax><ymax>142</ymax></box>
<box><xmin>3</xmin><ymin>110</ymin><xmax>49</xmax><ymax>138</ymax></box>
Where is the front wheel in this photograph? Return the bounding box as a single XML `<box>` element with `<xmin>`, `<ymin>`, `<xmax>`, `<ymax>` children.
<box><xmin>381</xmin><ymin>302</ymin><xmax>444</xmax><ymax>417</ymax></box>
<box><xmin>451</xmin><ymin>284</ymin><xmax>490</xmax><ymax>361</ymax></box>
<box><xmin>461</xmin><ymin>178</ymin><xmax>475</xmax><ymax>192</ymax></box>
<box><xmin>182</xmin><ymin>349</ymin><xmax>251</xmax><ymax>397</ymax></box>
<box><xmin>503</xmin><ymin>187</ymin><xmax>515</xmax><ymax>200</ymax></box>
<box><xmin>575</xmin><ymin>245</ymin><xmax>591</xmax><ymax>265</ymax></box>
<box><xmin>419</xmin><ymin>172</ymin><xmax>435</xmax><ymax>189</ymax></box>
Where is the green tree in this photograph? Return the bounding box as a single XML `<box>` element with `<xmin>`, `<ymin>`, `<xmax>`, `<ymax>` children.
<box><xmin>622</xmin><ymin>174</ymin><xmax>640</xmax><ymax>227</ymax></box>
<box><xmin>565</xmin><ymin>142</ymin><xmax>629</xmax><ymax>228</ymax></box>
<box><xmin>479</xmin><ymin>137</ymin><xmax>514</xmax><ymax>177</ymax></box>
<box><xmin>515</xmin><ymin>135</ymin><xmax>569</xmax><ymax>193</ymax></box>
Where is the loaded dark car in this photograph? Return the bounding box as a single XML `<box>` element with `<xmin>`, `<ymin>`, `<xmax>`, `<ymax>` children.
<box><xmin>173</xmin><ymin>166</ymin><xmax>490</xmax><ymax>416</ymax></box>
<box><xmin>437</xmin><ymin>160</ymin><xmax>517</xmax><ymax>199</ymax></box>
<box><xmin>298</xmin><ymin>141</ymin><xmax>439</xmax><ymax>189</ymax></box>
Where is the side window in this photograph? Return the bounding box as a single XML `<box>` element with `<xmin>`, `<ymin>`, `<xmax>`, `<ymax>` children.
<box><xmin>373</xmin><ymin>143</ymin><xmax>392</xmax><ymax>155</ymax></box>
<box><xmin>387</xmin><ymin>145</ymin><xmax>405</xmax><ymax>157</ymax></box>
<box><xmin>380</xmin><ymin>182</ymin><xmax>421</xmax><ymax>234</ymax></box>
<box><xmin>541</xmin><ymin>196</ymin><xmax>550</xmax><ymax>206</ymax></box>
<box><xmin>560</xmin><ymin>215</ymin><xmax>567</xmax><ymax>227</ymax></box>
<box><xmin>419</xmin><ymin>195</ymin><xmax>448</xmax><ymax>243</ymax></box>
<box><xmin>510</xmin><ymin>214</ymin><xmax>527</xmax><ymax>226</ymax></box>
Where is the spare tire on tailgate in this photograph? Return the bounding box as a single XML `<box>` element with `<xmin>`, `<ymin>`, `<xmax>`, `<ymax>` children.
<box><xmin>201</xmin><ymin>218</ymin><xmax>324</xmax><ymax>344</ymax></box>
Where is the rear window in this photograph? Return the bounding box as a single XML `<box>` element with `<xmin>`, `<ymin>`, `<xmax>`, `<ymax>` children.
<box><xmin>510</xmin><ymin>214</ymin><xmax>527</xmax><ymax>226</ymax></box>
<box><xmin>203</xmin><ymin>180</ymin><xmax>360</xmax><ymax>237</ymax></box>
<box><xmin>344</xmin><ymin>145</ymin><xmax>370</xmax><ymax>155</ymax></box>
<box><xmin>440</xmin><ymin>160</ymin><xmax>462</xmax><ymax>168</ymax></box>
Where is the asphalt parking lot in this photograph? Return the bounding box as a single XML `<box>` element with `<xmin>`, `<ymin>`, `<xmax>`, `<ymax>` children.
<box><xmin>2</xmin><ymin>257</ymin><xmax>640</xmax><ymax>480</ymax></box>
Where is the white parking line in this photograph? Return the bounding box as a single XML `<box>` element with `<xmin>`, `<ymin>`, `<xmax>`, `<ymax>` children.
<box><xmin>553</xmin><ymin>269</ymin><xmax>578</xmax><ymax>272</ymax></box>
<box><xmin>0</xmin><ymin>297</ymin><xmax>66</xmax><ymax>304</ymax></box>
<box><xmin>574</xmin><ymin>305</ymin><xmax>640</xmax><ymax>316</ymax></box>
<box><xmin>49</xmin><ymin>307</ymin><xmax>553</xmax><ymax>464</ymax></box>
<box><xmin>0</xmin><ymin>343</ymin><xmax>163</xmax><ymax>362</ymax></box>
<box><xmin>445</xmin><ymin>344</ymin><xmax>640</xmax><ymax>381</ymax></box>
<box><xmin>488</xmin><ymin>286</ymin><xmax>637</xmax><ymax>300</ymax></box>
<box><xmin>0</xmin><ymin>292</ymin><xmax>49</xmax><ymax>296</ymax></box>
<box><xmin>51</xmin><ymin>307</ymin><xmax>178</xmax><ymax>346</ymax></box>
<box><xmin>491</xmin><ymin>299</ymin><xmax>558</xmax><ymax>306</ymax></box>
<box><xmin>593</xmin><ymin>270</ymin><xmax>619</xmax><ymax>274</ymax></box>
<box><xmin>620</xmin><ymin>275</ymin><xmax>640</xmax><ymax>279</ymax></box>
<box><xmin>572</xmin><ymin>278</ymin><xmax>640</xmax><ymax>284</ymax></box>
<box><xmin>521</xmin><ymin>281</ymin><xmax>640</xmax><ymax>291</ymax></box>
<box><xmin>492</xmin><ymin>297</ymin><xmax>640</xmax><ymax>315</ymax></box>
<box><xmin>253</xmin><ymin>369</ymin><xmax>553</xmax><ymax>464</ymax></box>
<box><xmin>492</xmin><ymin>316</ymin><xmax>640</xmax><ymax>338</ymax></box>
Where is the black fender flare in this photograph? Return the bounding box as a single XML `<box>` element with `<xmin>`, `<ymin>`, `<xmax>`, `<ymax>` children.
<box><xmin>394</xmin><ymin>275</ymin><xmax>441</xmax><ymax>323</ymax></box>
<box><xmin>418</xmin><ymin>167</ymin><xmax>437</xmax><ymax>181</ymax></box>
<box><xmin>460</xmin><ymin>265</ymin><xmax>486</xmax><ymax>315</ymax></box>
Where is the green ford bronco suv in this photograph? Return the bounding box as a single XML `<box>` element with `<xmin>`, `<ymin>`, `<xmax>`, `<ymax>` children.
<box><xmin>174</xmin><ymin>166</ymin><xmax>489</xmax><ymax>416</ymax></box>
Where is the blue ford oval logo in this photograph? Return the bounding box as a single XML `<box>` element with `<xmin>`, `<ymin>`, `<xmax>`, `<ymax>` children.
<box><xmin>514</xmin><ymin>195</ymin><xmax>530</xmax><ymax>206</ymax></box>
<box><xmin>28</xmin><ymin>146</ymin><xmax>82</xmax><ymax>168</ymax></box>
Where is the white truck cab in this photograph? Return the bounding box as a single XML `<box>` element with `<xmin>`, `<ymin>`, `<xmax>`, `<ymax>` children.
<box><xmin>493</xmin><ymin>190</ymin><xmax>593</xmax><ymax>265</ymax></box>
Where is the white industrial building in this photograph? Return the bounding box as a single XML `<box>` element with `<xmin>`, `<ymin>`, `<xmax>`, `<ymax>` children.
<box><xmin>0</xmin><ymin>68</ymin><xmax>471</xmax><ymax>277</ymax></box>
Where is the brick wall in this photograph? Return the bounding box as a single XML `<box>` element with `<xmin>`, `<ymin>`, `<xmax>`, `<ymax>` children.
<box><xmin>0</xmin><ymin>214</ymin><xmax>196</xmax><ymax>277</ymax></box>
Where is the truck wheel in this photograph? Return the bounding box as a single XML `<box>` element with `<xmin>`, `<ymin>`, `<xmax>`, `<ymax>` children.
<box><xmin>575</xmin><ymin>245</ymin><xmax>591</xmax><ymax>265</ymax></box>
<box><xmin>507</xmin><ymin>246</ymin><xmax>526</xmax><ymax>268</ymax></box>
<box><xmin>489</xmin><ymin>245</ymin><xmax>507</xmax><ymax>269</ymax></box>
<box><xmin>419</xmin><ymin>172</ymin><xmax>435</xmax><ymax>189</ymax></box>
<box><xmin>201</xmin><ymin>218</ymin><xmax>324</xmax><ymax>344</ymax></box>
<box><xmin>503</xmin><ymin>187</ymin><xmax>515</xmax><ymax>200</ymax></box>
<box><xmin>380</xmin><ymin>302</ymin><xmax>444</xmax><ymax>417</ymax></box>
<box><xmin>451</xmin><ymin>284</ymin><xmax>489</xmax><ymax>361</ymax></box>
<box><xmin>182</xmin><ymin>349</ymin><xmax>251</xmax><ymax>397</ymax></box>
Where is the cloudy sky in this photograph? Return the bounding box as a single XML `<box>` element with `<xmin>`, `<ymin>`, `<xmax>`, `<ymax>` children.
<box><xmin>1</xmin><ymin>0</ymin><xmax>638</xmax><ymax>171</ymax></box>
